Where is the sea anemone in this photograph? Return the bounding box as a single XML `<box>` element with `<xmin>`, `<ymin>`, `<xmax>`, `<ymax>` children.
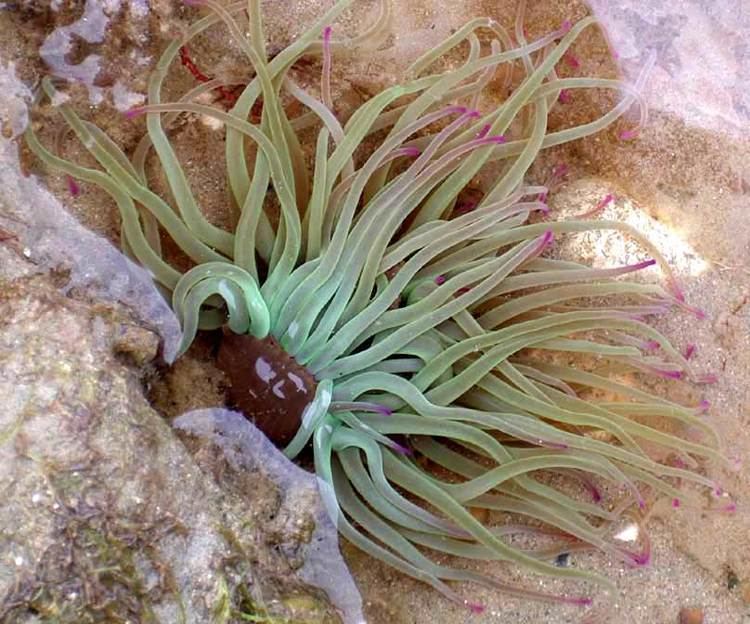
<box><xmin>25</xmin><ymin>0</ymin><xmax>729</xmax><ymax>614</ymax></box>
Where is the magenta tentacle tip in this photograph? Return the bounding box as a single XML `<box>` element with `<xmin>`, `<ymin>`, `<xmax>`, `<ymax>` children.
<box><xmin>434</xmin><ymin>275</ymin><xmax>447</xmax><ymax>285</ymax></box>
<box><xmin>323</xmin><ymin>25</ymin><xmax>333</xmax><ymax>40</ymax></box>
<box><xmin>571</xmin><ymin>597</ymin><xmax>593</xmax><ymax>607</ymax></box>
<box><xmin>375</xmin><ymin>405</ymin><xmax>393</xmax><ymax>417</ymax></box>
<box><xmin>125</xmin><ymin>106</ymin><xmax>145</xmax><ymax>119</ymax></box>
<box><xmin>683</xmin><ymin>343</ymin><xmax>697</xmax><ymax>360</ymax></box>
<box><xmin>560</xmin><ymin>19</ymin><xmax>573</xmax><ymax>34</ymax></box>
<box><xmin>589</xmin><ymin>486</ymin><xmax>603</xmax><ymax>503</ymax></box>
<box><xmin>541</xmin><ymin>230</ymin><xmax>554</xmax><ymax>245</ymax></box>
<box><xmin>597</xmin><ymin>193</ymin><xmax>614</xmax><ymax>208</ymax></box>
<box><xmin>476</xmin><ymin>124</ymin><xmax>492</xmax><ymax>138</ymax></box>
<box><xmin>391</xmin><ymin>442</ymin><xmax>413</xmax><ymax>456</ymax></box>
<box><xmin>467</xmin><ymin>603</ymin><xmax>486</xmax><ymax>615</ymax></box>
<box><xmin>672</xmin><ymin>498</ymin><xmax>681</xmax><ymax>508</ymax></box>
<box><xmin>66</xmin><ymin>176</ymin><xmax>81</xmax><ymax>197</ymax></box>
<box><xmin>552</xmin><ymin>163</ymin><xmax>568</xmax><ymax>178</ymax></box>
<box><xmin>696</xmin><ymin>399</ymin><xmax>710</xmax><ymax>414</ymax></box>
<box><xmin>558</xmin><ymin>89</ymin><xmax>572</xmax><ymax>103</ymax></box>
<box><xmin>564</xmin><ymin>52</ymin><xmax>581</xmax><ymax>69</ymax></box>
<box><xmin>618</xmin><ymin>129</ymin><xmax>640</xmax><ymax>141</ymax></box>
<box><xmin>400</xmin><ymin>147</ymin><xmax>422</xmax><ymax>157</ymax></box>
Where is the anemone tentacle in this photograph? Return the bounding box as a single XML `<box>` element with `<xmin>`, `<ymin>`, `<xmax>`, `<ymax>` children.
<box><xmin>25</xmin><ymin>0</ymin><xmax>727</xmax><ymax>614</ymax></box>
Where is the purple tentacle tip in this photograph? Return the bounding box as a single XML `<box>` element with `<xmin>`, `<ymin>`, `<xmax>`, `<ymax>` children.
<box><xmin>434</xmin><ymin>275</ymin><xmax>447</xmax><ymax>285</ymax></box>
<box><xmin>477</xmin><ymin>124</ymin><xmax>491</xmax><ymax>139</ymax></box>
<box><xmin>619</xmin><ymin>129</ymin><xmax>639</xmax><ymax>141</ymax></box>
<box><xmin>558</xmin><ymin>89</ymin><xmax>572</xmax><ymax>103</ymax></box>
<box><xmin>723</xmin><ymin>502</ymin><xmax>737</xmax><ymax>514</ymax></box>
<box><xmin>683</xmin><ymin>343</ymin><xmax>697</xmax><ymax>360</ymax></box>
<box><xmin>323</xmin><ymin>25</ymin><xmax>333</xmax><ymax>40</ymax></box>
<box><xmin>375</xmin><ymin>405</ymin><xmax>393</xmax><ymax>417</ymax></box>
<box><xmin>541</xmin><ymin>230</ymin><xmax>555</xmax><ymax>246</ymax></box>
<box><xmin>672</xmin><ymin>498</ymin><xmax>681</xmax><ymax>508</ymax></box>
<box><xmin>560</xmin><ymin>19</ymin><xmax>573</xmax><ymax>34</ymax></box>
<box><xmin>696</xmin><ymin>399</ymin><xmax>710</xmax><ymax>414</ymax></box>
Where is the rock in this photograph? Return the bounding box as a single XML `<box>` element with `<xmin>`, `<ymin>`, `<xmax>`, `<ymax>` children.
<box><xmin>0</xmin><ymin>265</ymin><xmax>346</xmax><ymax>623</ymax></box>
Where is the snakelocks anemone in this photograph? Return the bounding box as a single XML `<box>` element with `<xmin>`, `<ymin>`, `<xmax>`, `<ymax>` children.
<box><xmin>25</xmin><ymin>0</ymin><xmax>731</xmax><ymax>614</ymax></box>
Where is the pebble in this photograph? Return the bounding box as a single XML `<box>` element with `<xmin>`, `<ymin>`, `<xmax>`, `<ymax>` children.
<box><xmin>678</xmin><ymin>607</ymin><xmax>704</xmax><ymax>624</ymax></box>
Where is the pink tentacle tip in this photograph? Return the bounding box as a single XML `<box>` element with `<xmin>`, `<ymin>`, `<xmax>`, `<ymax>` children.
<box><xmin>434</xmin><ymin>275</ymin><xmax>447</xmax><ymax>285</ymax></box>
<box><xmin>643</xmin><ymin>340</ymin><xmax>660</xmax><ymax>351</ymax></box>
<box><xmin>618</xmin><ymin>128</ymin><xmax>640</xmax><ymax>141</ymax></box>
<box><xmin>683</xmin><ymin>343</ymin><xmax>697</xmax><ymax>360</ymax></box>
<box><xmin>488</xmin><ymin>134</ymin><xmax>507</xmax><ymax>144</ymax></box>
<box><xmin>558</xmin><ymin>89</ymin><xmax>572</xmax><ymax>103</ymax></box>
<box><xmin>560</xmin><ymin>19</ymin><xmax>573</xmax><ymax>34</ymax></box>
<box><xmin>695</xmin><ymin>372</ymin><xmax>718</xmax><ymax>385</ymax></box>
<box><xmin>672</xmin><ymin>498</ymin><xmax>681</xmax><ymax>508</ymax></box>
<box><xmin>538</xmin><ymin>203</ymin><xmax>550</xmax><ymax>215</ymax></box>
<box><xmin>541</xmin><ymin>230</ymin><xmax>555</xmax><ymax>246</ymax></box>
<box><xmin>696</xmin><ymin>399</ymin><xmax>710</xmax><ymax>414</ymax></box>
<box><xmin>564</xmin><ymin>52</ymin><xmax>581</xmax><ymax>69</ymax></box>
<box><xmin>323</xmin><ymin>25</ymin><xmax>333</xmax><ymax>41</ymax></box>
<box><xmin>722</xmin><ymin>502</ymin><xmax>737</xmax><ymax>514</ymax></box>
<box><xmin>634</xmin><ymin>259</ymin><xmax>657</xmax><ymax>270</ymax></box>
<box><xmin>125</xmin><ymin>106</ymin><xmax>145</xmax><ymax>119</ymax></box>
<box><xmin>400</xmin><ymin>147</ymin><xmax>422</xmax><ymax>157</ymax></box>
<box><xmin>467</xmin><ymin>603</ymin><xmax>485</xmax><ymax>615</ymax></box>
<box><xmin>66</xmin><ymin>176</ymin><xmax>81</xmax><ymax>197</ymax></box>
<box><xmin>466</xmin><ymin>109</ymin><xmax>482</xmax><ymax>119</ymax></box>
